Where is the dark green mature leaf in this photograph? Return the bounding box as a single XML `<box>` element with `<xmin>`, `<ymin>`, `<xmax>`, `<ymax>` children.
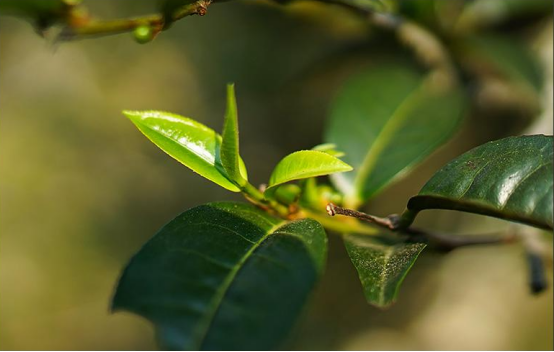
<box><xmin>113</xmin><ymin>202</ymin><xmax>327</xmax><ymax>350</ymax></box>
<box><xmin>344</xmin><ymin>233</ymin><xmax>426</xmax><ymax>308</ymax></box>
<box><xmin>124</xmin><ymin>110</ymin><xmax>247</xmax><ymax>192</ymax></box>
<box><xmin>406</xmin><ymin>135</ymin><xmax>553</xmax><ymax>230</ymax></box>
<box><xmin>220</xmin><ymin>84</ymin><xmax>246</xmax><ymax>187</ymax></box>
<box><xmin>265</xmin><ymin>150</ymin><xmax>352</xmax><ymax>197</ymax></box>
<box><xmin>325</xmin><ymin>63</ymin><xmax>465</xmax><ymax>208</ymax></box>
<box><xmin>464</xmin><ymin>35</ymin><xmax>543</xmax><ymax>93</ymax></box>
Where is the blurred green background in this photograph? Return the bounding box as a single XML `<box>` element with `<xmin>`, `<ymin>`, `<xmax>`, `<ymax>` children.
<box><xmin>0</xmin><ymin>0</ymin><xmax>552</xmax><ymax>350</ymax></box>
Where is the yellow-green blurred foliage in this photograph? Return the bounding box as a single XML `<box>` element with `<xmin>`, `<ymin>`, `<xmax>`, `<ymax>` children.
<box><xmin>0</xmin><ymin>0</ymin><xmax>552</xmax><ymax>350</ymax></box>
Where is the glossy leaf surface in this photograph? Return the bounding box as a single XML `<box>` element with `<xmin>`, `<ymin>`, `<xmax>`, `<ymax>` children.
<box><xmin>407</xmin><ymin>135</ymin><xmax>553</xmax><ymax>230</ymax></box>
<box><xmin>265</xmin><ymin>150</ymin><xmax>352</xmax><ymax>196</ymax></box>
<box><xmin>325</xmin><ymin>64</ymin><xmax>465</xmax><ymax>207</ymax></box>
<box><xmin>124</xmin><ymin>110</ymin><xmax>247</xmax><ymax>192</ymax></box>
<box><xmin>344</xmin><ymin>233</ymin><xmax>426</xmax><ymax>308</ymax></box>
<box><xmin>113</xmin><ymin>202</ymin><xmax>327</xmax><ymax>350</ymax></box>
<box><xmin>220</xmin><ymin>84</ymin><xmax>246</xmax><ymax>186</ymax></box>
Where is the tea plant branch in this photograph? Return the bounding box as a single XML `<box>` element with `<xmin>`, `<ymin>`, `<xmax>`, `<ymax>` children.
<box><xmin>304</xmin><ymin>208</ymin><xmax>378</xmax><ymax>235</ymax></box>
<box><xmin>327</xmin><ymin>201</ymin><xmax>550</xmax><ymax>293</ymax></box>
<box><xmin>326</xmin><ymin>203</ymin><xmax>517</xmax><ymax>249</ymax></box>
<box><xmin>326</xmin><ymin>202</ymin><xmax>400</xmax><ymax>230</ymax></box>
<box><xmin>319</xmin><ymin>0</ymin><xmax>456</xmax><ymax>81</ymax></box>
<box><xmin>59</xmin><ymin>0</ymin><xmax>215</xmax><ymax>40</ymax></box>
<box><xmin>242</xmin><ymin>183</ymin><xmax>379</xmax><ymax>234</ymax></box>
<box><xmin>33</xmin><ymin>0</ymin><xmax>456</xmax><ymax>76</ymax></box>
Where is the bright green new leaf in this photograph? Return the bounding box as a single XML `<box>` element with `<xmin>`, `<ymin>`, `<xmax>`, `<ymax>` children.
<box><xmin>325</xmin><ymin>63</ymin><xmax>465</xmax><ymax>208</ymax></box>
<box><xmin>344</xmin><ymin>233</ymin><xmax>426</xmax><ymax>308</ymax></box>
<box><xmin>113</xmin><ymin>202</ymin><xmax>327</xmax><ymax>350</ymax></box>
<box><xmin>406</xmin><ymin>135</ymin><xmax>553</xmax><ymax>230</ymax></box>
<box><xmin>220</xmin><ymin>84</ymin><xmax>246</xmax><ymax>186</ymax></box>
<box><xmin>265</xmin><ymin>150</ymin><xmax>352</xmax><ymax>196</ymax></box>
<box><xmin>124</xmin><ymin>110</ymin><xmax>247</xmax><ymax>192</ymax></box>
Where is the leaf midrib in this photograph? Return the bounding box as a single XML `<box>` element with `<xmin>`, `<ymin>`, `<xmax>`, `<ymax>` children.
<box><xmin>269</xmin><ymin>150</ymin><xmax>351</xmax><ymax>187</ymax></box>
<box><xmin>192</xmin><ymin>219</ymin><xmax>286</xmax><ymax>349</ymax></box>
<box><xmin>378</xmin><ymin>246</ymin><xmax>394</xmax><ymax>307</ymax></box>
<box><xmin>352</xmin><ymin>81</ymin><xmax>425</xmax><ymax>204</ymax></box>
<box><xmin>135</xmin><ymin>121</ymin><xmax>240</xmax><ymax>192</ymax></box>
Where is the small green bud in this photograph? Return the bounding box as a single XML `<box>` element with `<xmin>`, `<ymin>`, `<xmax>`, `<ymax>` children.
<box><xmin>317</xmin><ymin>185</ymin><xmax>343</xmax><ymax>205</ymax></box>
<box><xmin>133</xmin><ymin>25</ymin><xmax>154</xmax><ymax>44</ymax></box>
<box><xmin>274</xmin><ymin>184</ymin><xmax>301</xmax><ymax>206</ymax></box>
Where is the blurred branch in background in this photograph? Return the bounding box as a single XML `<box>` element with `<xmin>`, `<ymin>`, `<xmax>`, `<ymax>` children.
<box><xmin>0</xmin><ymin>0</ymin><xmax>215</xmax><ymax>42</ymax></box>
<box><xmin>0</xmin><ymin>0</ymin><xmax>552</xmax><ymax>350</ymax></box>
<box><xmin>0</xmin><ymin>0</ymin><xmax>459</xmax><ymax>78</ymax></box>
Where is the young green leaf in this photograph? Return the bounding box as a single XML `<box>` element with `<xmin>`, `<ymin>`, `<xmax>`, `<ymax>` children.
<box><xmin>325</xmin><ymin>63</ymin><xmax>465</xmax><ymax>208</ymax></box>
<box><xmin>220</xmin><ymin>83</ymin><xmax>246</xmax><ymax>187</ymax></box>
<box><xmin>112</xmin><ymin>202</ymin><xmax>327</xmax><ymax>350</ymax></box>
<box><xmin>344</xmin><ymin>233</ymin><xmax>426</xmax><ymax>308</ymax></box>
<box><xmin>265</xmin><ymin>150</ymin><xmax>352</xmax><ymax>196</ymax></box>
<box><xmin>406</xmin><ymin>135</ymin><xmax>553</xmax><ymax>230</ymax></box>
<box><xmin>124</xmin><ymin>110</ymin><xmax>247</xmax><ymax>192</ymax></box>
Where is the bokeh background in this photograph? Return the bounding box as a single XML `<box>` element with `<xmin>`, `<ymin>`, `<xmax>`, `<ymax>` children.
<box><xmin>0</xmin><ymin>0</ymin><xmax>552</xmax><ymax>350</ymax></box>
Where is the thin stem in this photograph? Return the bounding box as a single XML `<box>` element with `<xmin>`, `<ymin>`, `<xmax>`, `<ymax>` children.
<box><xmin>60</xmin><ymin>0</ymin><xmax>212</xmax><ymax>40</ymax></box>
<box><xmin>327</xmin><ymin>202</ymin><xmax>519</xmax><ymax>250</ymax></box>
<box><xmin>240</xmin><ymin>182</ymin><xmax>290</xmax><ymax>219</ymax></box>
<box><xmin>305</xmin><ymin>209</ymin><xmax>377</xmax><ymax>235</ymax></box>
<box><xmin>326</xmin><ymin>203</ymin><xmax>400</xmax><ymax>230</ymax></box>
<box><xmin>316</xmin><ymin>1</ymin><xmax>456</xmax><ymax>82</ymax></box>
<box><xmin>52</xmin><ymin>0</ymin><xmax>457</xmax><ymax>78</ymax></box>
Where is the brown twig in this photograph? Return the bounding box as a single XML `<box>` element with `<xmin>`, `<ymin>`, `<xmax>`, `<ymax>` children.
<box><xmin>327</xmin><ymin>202</ymin><xmax>517</xmax><ymax>249</ymax></box>
<box><xmin>326</xmin><ymin>203</ymin><xmax>400</xmax><ymax>230</ymax></box>
<box><xmin>59</xmin><ymin>0</ymin><xmax>213</xmax><ymax>41</ymax></box>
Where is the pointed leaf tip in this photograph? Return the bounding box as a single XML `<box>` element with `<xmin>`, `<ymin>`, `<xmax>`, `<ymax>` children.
<box><xmin>221</xmin><ymin>83</ymin><xmax>246</xmax><ymax>186</ymax></box>
<box><xmin>123</xmin><ymin>109</ymin><xmax>244</xmax><ymax>192</ymax></box>
<box><xmin>265</xmin><ymin>150</ymin><xmax>352</xmax><ymax>196</ymax></box>
<box><xmin>344</xmin><ymin>233</ymin><xmax>426</xmax><ymax>308</ymax></box>
<box><xmin>325</xmin><ymin>63</ymin><xmax>465</xmax><ymax>207</ymax></box>
<box><xmin>407</xmin><ymin>135</ymin><xmax>553</xmax><ymax>230</ymax></box>
<box><xmin>113</xmin><ymin>202</ymin><xmax>328</xmax><ymax>350</ymax></box>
